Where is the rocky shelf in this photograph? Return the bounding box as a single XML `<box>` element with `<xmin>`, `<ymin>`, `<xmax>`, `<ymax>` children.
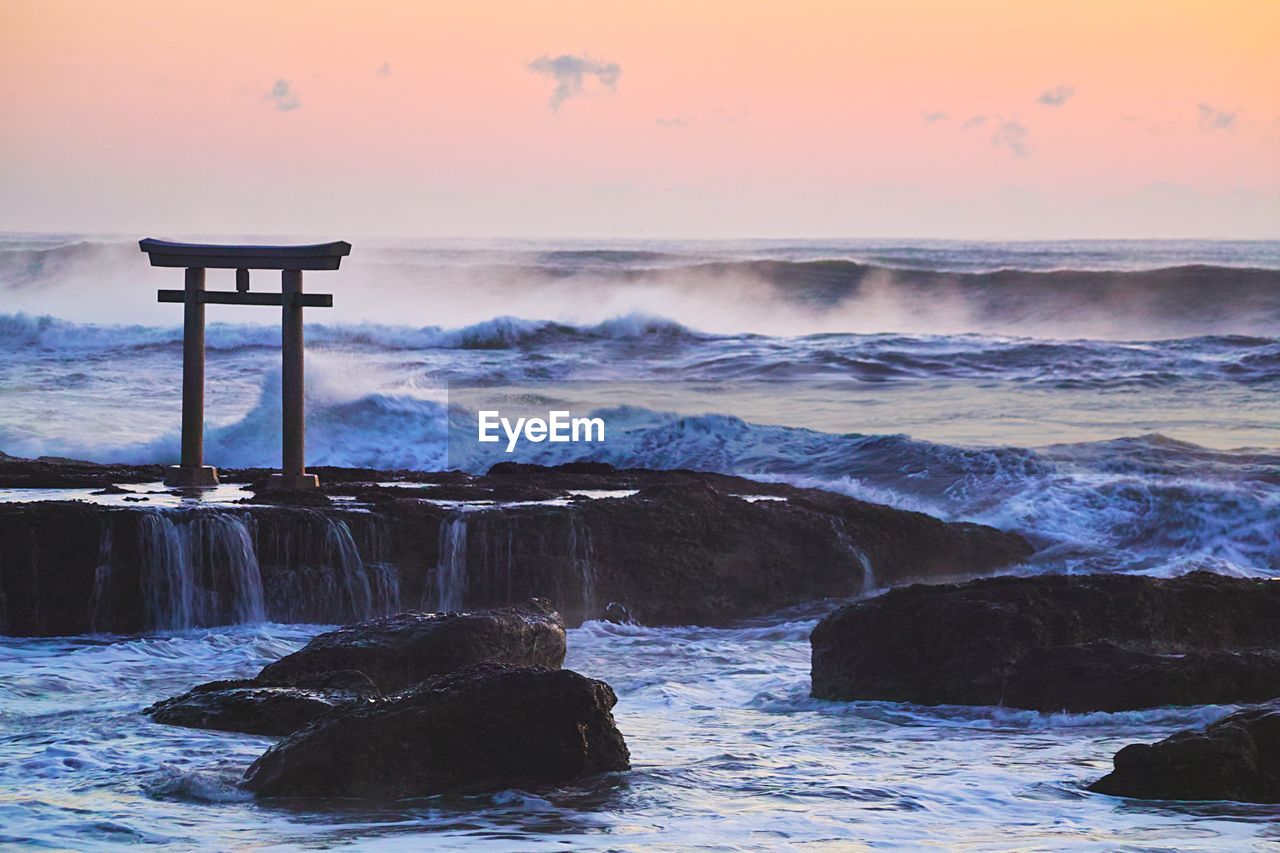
<box><xmin>0</xmin><ymin>457</ymin><xmax>1032</xmax><ymax>635</ymax></box>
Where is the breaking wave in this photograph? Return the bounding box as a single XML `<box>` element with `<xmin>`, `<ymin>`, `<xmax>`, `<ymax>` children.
<box><xmin>4</xmin><ymin>237</ymin><xmax>1280</xmax><ymax>337</ymax></box>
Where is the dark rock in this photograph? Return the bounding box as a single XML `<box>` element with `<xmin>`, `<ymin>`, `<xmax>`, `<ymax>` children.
<box><xmin>603</xmin><ymin>602</ymin><xmax>633</xmax><ymax>624</ymax></box>
<box><xmin>242</xmin><ymin>663</ymin><xmax>630</xmax><ymax>799</ymax></box>
<box><xmin>0</xmin><ymin>452</ymin><xmax>165</xmax><ymax>488</ymax></box>
<box><xmin>244</xmin><ymin>487</ymin><xmax>332</xmax><ymax>507</ymax></box>
<box><xmin>90</xmin><ymin>484</ymin><xmax>133</xmax><ymax>496</ymax></box>
<box><xmin>145</xmin><ymin>604</ymin><xmax>562</xmax><ymax>736</ymax></box>
<box><xmin>257</xmin><ymin>599</ymin><xmax>567</xmax><ymax>692</ymax></box>
<box><xmin>1090</xmin><ymin>705</ymin><xmax>1280</xmax><ymax>802</ymax></box>
<box><xmin>1004</xmin><ymin>643</ymin><xmax>1280</xmax><ymax>712</ymax></box>
<box><xmin>144</xmin><ymin>677</ymin><xmax>374</xmax><ymax>736</ymax></box>
<box><xmin>0</xmin><ymin>463</ymin><xmax>1031</xmax><ymax>635</ymax></box>
<box><xmin>811</xmin><ymin>572</ymin><xmax>1280</xmax><ymax>710</ymax></box>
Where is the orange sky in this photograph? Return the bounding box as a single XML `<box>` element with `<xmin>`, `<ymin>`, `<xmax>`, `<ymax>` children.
<box><xmin>1</xmin><ymin>0</ymin><xmax>1277</xmax><ymax>238</ymax></box>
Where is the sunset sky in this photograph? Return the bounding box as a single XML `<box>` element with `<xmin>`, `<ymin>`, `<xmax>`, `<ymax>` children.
<box><xmin>1</xmin><ymin>0</ymin><xmax>1277</xmax><ymax>239</ymax></box>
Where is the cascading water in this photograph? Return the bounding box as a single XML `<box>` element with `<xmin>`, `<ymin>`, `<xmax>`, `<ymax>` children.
<box><xmin>831</xmin><ymin>519</ymin><xmax>877</xmax><ymax>594</ymax></box>
<box><xmin>432</xmin><ymin>515</ymin><xmax>469</xmax><ymax>611</ymax></box>
<box><xmin>569</xmin><ymin>510</ymin><xmax>596</xmax><ymax>617</ymax></box>
<box><xmin>323</xmin><ymin>518</ymin><xmax>375</xmax><ymax>620</ymax></box>
<box><xmin>134</xmin><ymin>510</ymin><xmax>265</xmax><ymax>631</ymax></box>
<box><xmin>89</xmin><ymin>526</ymin><xmax>114</xmax><ymax>632</ymax></box>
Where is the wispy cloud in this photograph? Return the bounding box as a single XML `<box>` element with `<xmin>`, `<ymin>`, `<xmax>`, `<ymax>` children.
<box><xmin>1037</xmin><ymin>85</ymin><xmax>1075</xmax><ymax>107</ymax></box>
<box><xmin>921</xmin><ymin>110</ymin><xmax>948</xmax><ymax>124</ymax></box>
<box><xmin>265</xmin><ymin>79</ymin><xmax>300</xmax><ymax>111</ymax></box>
<box><xmin>377</xmin><ymin>62</ymin><xmax>392</xmax><ymax>77</ymax></box>
<box><xmin>961</xmin><ymin>114</ymin><xmax>988</xmax><ymax>129</ymax></box>
<box><xmin>1197</xmin><ymin>103</ymin><xmax>1237</xmax><ymax>131</ymax></box>
<box><xmin>527</xmin><ymin>53</ymin><xmax>621</xmax><ymax>112</ymax></box>
<box><xmin>657</xmin><ymin>115</ymin><xmax>692</xmax><ymax>128</ymax></box>
<box><xmin>992</xmin><ymin>119</ymin><xmax>1029</xmax><ymax>157</ymax></box>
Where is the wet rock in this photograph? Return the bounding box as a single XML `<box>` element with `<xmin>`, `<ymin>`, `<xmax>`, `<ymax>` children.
<box><xmin>1090</xmin><ymin>704</ymin><xmax>1280</xmax><ymax>802</ymax></box>
<box><xmin>242</xmin><ymin>663</ymin><xmax>630</xmax><ymax>799</ymax></box>
<box><xmin>603</xmin><ymin>602</ymin><xmax>633</xmax><ymax>624</ymax></box>
<box><xmin>1004</xmin><ymin>643</ymin><xmax>1280</xmax><ymax>712</ymax></box>
<box><xmin>811</xmin><ymin>572</ymin><xmax>1280</xmax><ymax>710</ymax></box>
<box><xmin>144</xmin><ymin>675</ymin><xmax>375</xmax><ymax>737</ymax></box>
<box><xmin>0</xmin><ymin>463</ymin><xmax>1032</xmax><ymax>635</ymax></box>
<box><xmin>257</xmin><ymin>599</ymin><xmax>567</xmax><ymax>692</ymax></box>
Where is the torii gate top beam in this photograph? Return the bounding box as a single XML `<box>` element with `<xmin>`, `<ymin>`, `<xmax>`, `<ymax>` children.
<box><xmin>139</xmin><ymin>238</ymin><xmax>352</xmax><ymax>271</ymax></box>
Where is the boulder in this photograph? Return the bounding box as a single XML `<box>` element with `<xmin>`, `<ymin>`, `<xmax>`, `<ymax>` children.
<box><xmin>257</xmin><ymin>599</ymin><xmax>567</xmax><ymax>692</ymax></box>
<box><xmin>144</xmin><ymin>676</ymin><xmax>373</xmax><ymax>737</ymax></box>
<box><xmin>145</xmin><ymin>601</ymin><xmax>564</xmax><ymax>736</ymax></box>
<box><xmin>242</xmin><ymin>663</ymin><xmax>630</xmax><ymax>798</ymax></box>
<box><xmin>1090</xmin><ymin>705</ymin><xmax>1280</xmax><ymax>802</ymax></box>
<box><xmin>811</xmin><ymin>572</ymin><xmax>1280</xmax><ymax>710</ymax></box>
<box><xmin>1003</xmin><ymin>643</ymin><xmax>1280</xmax><ymax>712</ymax></box>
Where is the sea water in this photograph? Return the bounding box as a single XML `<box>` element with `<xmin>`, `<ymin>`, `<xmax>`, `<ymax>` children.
<box><xmin>1</xmin><ymin>236</ymin><xmax>1278</xmax><ymax>846</ymax></box>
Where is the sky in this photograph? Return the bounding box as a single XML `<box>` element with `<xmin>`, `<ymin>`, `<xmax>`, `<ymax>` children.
<box><xmin>1</xmin><ymin>0</ymin><xmax>1277</xmax><ymax>240</ymax></box>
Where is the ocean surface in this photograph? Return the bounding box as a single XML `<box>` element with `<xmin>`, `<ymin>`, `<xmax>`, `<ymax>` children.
<box><xmin>1</xmin><ymin>235</ymin><xmax>1279</xmax><ymax>847</ymax></box>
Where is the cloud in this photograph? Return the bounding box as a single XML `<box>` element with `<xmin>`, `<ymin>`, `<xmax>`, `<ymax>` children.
<box><xmin>377</xmin><ymin>62</ymin><xmax>391</xmax><ymax>77</ymax></box>
<box><xmin>991</xmin><ymin>119</ymin><xmax>1029</xmax><ymax>157</ymax></box>
<box><xmin>1197</xmin><ymin>103</ymin><xmax>1237</xmax><ymax>131</ymax></box>
<box><xmin>961</xmin><ymin>114</ymin><xmax>988</xmax><ymax>129</ymax></box>
<box><xmin>527</xmin><ymin>53</ymin><xmax>621</xmax><ymax>112</ymax></box>
<box><xmin>266</xmin><ymin>79</ymin><xmax>300</xmax><ymax>111</ymax></box>
<box><xmin>1037</xmin><ymin>85</ymin><xmax>1075</xmax><ymax>107</ymax></box>
<box><xmin>921</xmin><ymin>110</ymin><xmax>948</xmax><ymax>124</ymax></box>
<box><xmin>657</xmin><ymin>116</ymin><xmax>692</xmax><ymax>128</ymax></box>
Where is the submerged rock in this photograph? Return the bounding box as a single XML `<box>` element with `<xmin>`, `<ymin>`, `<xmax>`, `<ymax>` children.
<box><xmin>257</xmin><ymin>599</ymin><xmax>567</xmax><ymax>692</ymax></box>
<box><xmin>1090</xmin><ymin>705</ymin><xmax>1280</xmax><ymax>802</ymax></box>
<box><xmin>242</xmin><ymin>663</ymin><xmax>630</xmax><ymax>799</ymax></box>
<box><xmin>811</xmin><ymin>572</ymin><xmax>1280</xmax><ymax>711</ymax></box>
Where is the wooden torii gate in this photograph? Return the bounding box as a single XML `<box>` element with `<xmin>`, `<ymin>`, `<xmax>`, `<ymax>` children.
<box><xmin>139</xmin><ymin>238</ymin><xmax>352</xmax><ymax>490</ymax></box>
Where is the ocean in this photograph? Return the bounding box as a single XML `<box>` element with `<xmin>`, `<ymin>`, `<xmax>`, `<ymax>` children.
<box><xmin>1</xmin><ymin>235</ymin><xmax>1278</xmax><ymax>847</ymax></box>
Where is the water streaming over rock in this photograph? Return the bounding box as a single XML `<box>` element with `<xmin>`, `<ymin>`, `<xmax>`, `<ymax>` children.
<box><xmin>831</xmin><ymin>519</ymin><xmax>877</xmax><ymax>594</ymax></box>
<box><xmin>135</xmin><ymin>510</ymin><xmax>265</xmax><ymax>631</ymax></box>
<box><xmin>432</xmin><ymin>515</ymin><xmax>469</xmax><ymax>611</ymax></box>
<box><xmin>569</xmin><ymin>510</ymin><xmax>596</xmax><ymax>616</ymax></box>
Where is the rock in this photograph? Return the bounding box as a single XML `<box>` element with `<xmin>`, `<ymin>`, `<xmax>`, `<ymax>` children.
<box><xmin>811</xmin><ymin>572</ymin><xmax>1280</xmax><ymax>710</ymax></box>
<box><xmin>242</xmin><ymin>663</ymin><xmax>630</xmax><ymax>799</ymax></box>
<box><xmin>603</xmin><ymin>602</ymin><xmax>633</xmax><ymax>624</ymax></box>
<box><xmin>1003</xmin><ymin>643</ymin><xmax>1280</xmax><ymax>712</ymax></box>
<box><xmin>144</xmin><ymin>676</ymin><xmax>375</xmax><ymax>736</ymax></box>
<box><xmin>1090</xmin><ymin>705</ymin><xmax>1280</xmax><ymax>802</ymax></box>
<box><xmin>145</xmin><ymin>602</ymin><xmax>565</xmax><ymax>736</ymax></box>
<box><xmin>257</xmin><ymin>599</ymin><xmax>567</xmax><ymax>692</ymax></box>
<box><xmin>0</xmin><ymin>463</ymin><xmax>1031</xmax><ymax>635</ymax></box>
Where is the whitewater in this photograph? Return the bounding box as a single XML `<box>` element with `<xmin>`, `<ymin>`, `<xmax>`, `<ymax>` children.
<box><xmin>1</xmin><ymin>235</ymin><xmax>1279</xmax><ymax>847</ymax></box>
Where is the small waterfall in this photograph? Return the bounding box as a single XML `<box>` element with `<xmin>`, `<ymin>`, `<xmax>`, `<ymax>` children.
<box><xmin>432</xmin><ymin>515</ymin><xmax>469</xmax><ymax>612</ymax></box>
<box><xmin>89</xmin><ymin>526</ymin><xmax>114</xmax><ymax>632</ymax></box>
<box><xmin>317</xmin><ymin>514</ymin><xmax>396</xmax><ymax>622</ymax></box>
<box><xmin>136</xmin><ymin>510</ymin><xmax>266</xmax><ymax>631</ymax></box>
<box><xmin>569</xmin><ymin>511</ymin><xmax>596</xmax><ymax>617</ymax></box>
<box><xmin>831</xmin><ymin>519</ymin><xmax>878</xmax><ymax>594</ymax></box>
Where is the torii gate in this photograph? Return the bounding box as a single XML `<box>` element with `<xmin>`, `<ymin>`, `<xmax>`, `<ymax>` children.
<box><xmin>140</xmin><ymin>238</ymin><xmax>351</xmax><ymax>490</ymax></box>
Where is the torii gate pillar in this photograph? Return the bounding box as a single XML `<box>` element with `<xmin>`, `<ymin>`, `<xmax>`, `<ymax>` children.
<box><xmin>140</xmin><ymin>238</ymin><xmax>351</xmax><ymax>490</ymax></box>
